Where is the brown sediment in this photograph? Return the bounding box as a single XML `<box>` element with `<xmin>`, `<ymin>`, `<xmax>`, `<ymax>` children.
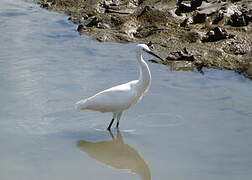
<box><xmin>37</xmin><ymin>0</ymin><xmax>252</xmax><ymax>80</ymax></box>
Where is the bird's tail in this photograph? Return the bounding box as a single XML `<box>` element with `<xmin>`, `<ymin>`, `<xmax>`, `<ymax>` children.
<box><xmin>75</xmin><ymin>99</ymin><xmax>88</xmax><ymax>112</ymax></box>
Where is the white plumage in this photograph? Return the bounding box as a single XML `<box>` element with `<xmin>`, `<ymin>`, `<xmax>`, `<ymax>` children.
<box><xmin>75</xmin><ymin>44</ymin><xmax>163</xmax><ymax>130</ymax></box>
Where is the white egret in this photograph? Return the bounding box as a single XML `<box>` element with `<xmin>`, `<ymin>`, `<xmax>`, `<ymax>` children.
<box><xmin>75</xmin><ymin>44</ymin><xmax>164</xmax><ymax>130</ymax></box>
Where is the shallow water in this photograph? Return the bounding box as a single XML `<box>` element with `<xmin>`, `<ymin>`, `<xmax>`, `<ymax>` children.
<box><xmin>0</xmin><ymin>0</ymin><xmax>252</xmax><ymax>180</ymax></box>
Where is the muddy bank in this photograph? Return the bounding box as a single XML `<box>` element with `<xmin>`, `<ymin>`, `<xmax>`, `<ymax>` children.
<box><xmin>37</xmin><ymin>0</ymin><xmax>252</xmax><ymax>79</ymax></box>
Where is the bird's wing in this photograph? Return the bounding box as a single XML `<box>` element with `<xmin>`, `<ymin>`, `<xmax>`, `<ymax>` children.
<box><xmin>85</xmin><ymin>81</ymin><xmax>138</xmax><ymax>112</ymax></box>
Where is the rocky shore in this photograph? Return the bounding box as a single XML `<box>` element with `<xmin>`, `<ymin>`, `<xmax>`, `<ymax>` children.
<box><xmin>37</xmin><ymin>0</ymin><xmax>252</xmax><ymax>79</ymax></box>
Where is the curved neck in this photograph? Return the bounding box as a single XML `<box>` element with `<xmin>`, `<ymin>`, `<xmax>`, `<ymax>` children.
<box><xmin>136</xmin><ymin>51</ymin><xmax>151</xmax><ymax>93</ymax></box>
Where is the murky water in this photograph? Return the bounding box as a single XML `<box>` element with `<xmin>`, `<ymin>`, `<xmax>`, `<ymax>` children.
<box><xmin>1</xmin><ymin>1</ymin><xmax>252</xmax><ymax>180</ymax></box>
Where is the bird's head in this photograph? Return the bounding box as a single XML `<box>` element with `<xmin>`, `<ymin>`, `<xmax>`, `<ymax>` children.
<box><xmin>136</xmin><ymin>44</ymin><xmax>151</xmax><ymax>52</ymax></box>
<box><xmin>136</xmin><ymin>44</ymin><xmax>164</xmax><ymax>61</ymax></box>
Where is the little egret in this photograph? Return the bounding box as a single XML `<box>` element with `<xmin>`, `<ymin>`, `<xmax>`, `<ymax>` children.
<box><xmin>75</xmin><ymin>44</ymin><xmax>163</xmax><ymax>130</ymax></box>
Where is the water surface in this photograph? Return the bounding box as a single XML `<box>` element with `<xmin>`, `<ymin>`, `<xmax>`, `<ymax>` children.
<box><xmin>0</xmin><ymin>0</ymin><xmax>252</xmax><ymax>180</ymax></box>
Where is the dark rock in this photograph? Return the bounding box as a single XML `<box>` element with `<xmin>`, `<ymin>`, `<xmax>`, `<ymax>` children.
<box><xmin>180</xmin><ymin>17</ymin><xmax>193</xmax><ymax>27</ymax></box>
<box><xmin>138</xmin><ymin>0</ymin><xmax>144</xmax><ymax>5</ymax></box>
<box><xmin>245</xmin><ymin>9</ymin><xmax>252</xmax><ymax>22</ymax></box>
<box><xmin>81</xmin><ymin>16</ymin><xmax>99</xmax><ymax>27</ymax></box>
<box><xmin>175</xmin><ymin>1</ymin><xmax>193</xmax><ymax>15</ymax></box>
<box><xmin>231</xmin><ymin>0</ymin><xmax>242</xmax><ymax>2</ymax></box>
<box><xmin>180</xmin><ymin>2</ymin><xmax>192</xmax><ymax>11</ymax></box>
<box><xmin>195</xmin><ymin>61</ymin><xmax>205</xmax><ymax>74</ymax></box>
<box><xmin>202</xmin><ymin>27</ymin><xmax>234</xmax><ymax>42</ymax></box>
<box><xmin>104</xmin><ymin>9</ymin><xmax>132</xmax><ymax>14</ymax></box>
<box><xmin>40</xmin><ymin>0</ymin><xmax>53</xmax><ymax>8</ymax></box>
<box><xmin>193</xmin><ymin>12</ymin><xmax>207</xmax><ymax>23</ymax></box>
<box><xmin>191</xmin><ymin>0</ymin><xmax>203</xmax><ymax>10</ymax></box>
<box><xmin>212</xmin><ymin>11</ymin><xmax>224</xmax><ymax>24</ymax></box>
<box><xmin>77</xmin><ymin>24</ymin><xmax>84</xmax><ymax>32</ymax></box>
<box><xmin>176</xmin><ymin>0</ymin><xmax>203</xmax><ymax>15</ymax></box>
<box><xmin>110</xmin><ymin>16</ymin><xmax>124</xmax><ymax>26</ymax></box>
<box><xmin>166</xmin><ymin>48</ymin><xmax>195</xmax><ymax>62</ymax></box>
<box><xmin>228</xmin><ymin>12</ymin><xmax>249</xmax><ymax>26</ymax></box>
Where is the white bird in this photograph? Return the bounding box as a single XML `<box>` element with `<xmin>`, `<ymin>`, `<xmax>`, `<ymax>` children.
<box><xmin>75</xmin><ymin>44</ymin><xmax>163</xmax><ymax>130</ymax></box>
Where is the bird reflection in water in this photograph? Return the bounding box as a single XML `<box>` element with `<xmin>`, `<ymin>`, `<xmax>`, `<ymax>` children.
<box><xmin>76</xmin><ymin>130</ymin><xmax>151</xmax><ymax>180</ymax></box>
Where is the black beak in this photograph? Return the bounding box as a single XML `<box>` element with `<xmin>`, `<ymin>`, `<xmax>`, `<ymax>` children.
<box><xmin>144</xmin><ymin>49</ymin><xmax>164</xmax><ymax>61</ymax></box>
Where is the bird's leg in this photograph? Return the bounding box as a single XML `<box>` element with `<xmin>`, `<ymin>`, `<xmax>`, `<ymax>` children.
<box><xmin>116</xmin><ymin>111</ymin><xmax>123</xmax><ymax>128</ymax></box>
<box><xmin>108</xmin><ymin>130</ymin><xmax>115</xmax><ymax>140</ymax></box>
<box><xmin>107</xmin><ymin>113</ymin><xmax>117</xmax><ymax>131</ymax></box>
<box><xmin>107</xmin><ymin>118</ymin><xmax>114</xmax><ymax>131</ymax></box>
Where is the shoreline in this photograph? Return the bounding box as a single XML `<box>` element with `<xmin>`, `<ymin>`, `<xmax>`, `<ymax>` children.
<box><xmin>37</xmin><ymin>0</ymin><xmax>252</xmax><ymax>80</ymax></box>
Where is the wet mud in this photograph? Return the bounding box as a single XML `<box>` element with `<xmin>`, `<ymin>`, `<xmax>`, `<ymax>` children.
<box><xmin>37</xmin><ymin>0</ymin><xmax>252</xmax><ymax>79</ymax></box>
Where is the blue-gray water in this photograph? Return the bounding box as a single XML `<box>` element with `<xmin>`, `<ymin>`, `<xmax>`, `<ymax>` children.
<box><xmin>0</xmin><ymin>0</ymin><xmax>252</xmax><ymax>180</ymax></box>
